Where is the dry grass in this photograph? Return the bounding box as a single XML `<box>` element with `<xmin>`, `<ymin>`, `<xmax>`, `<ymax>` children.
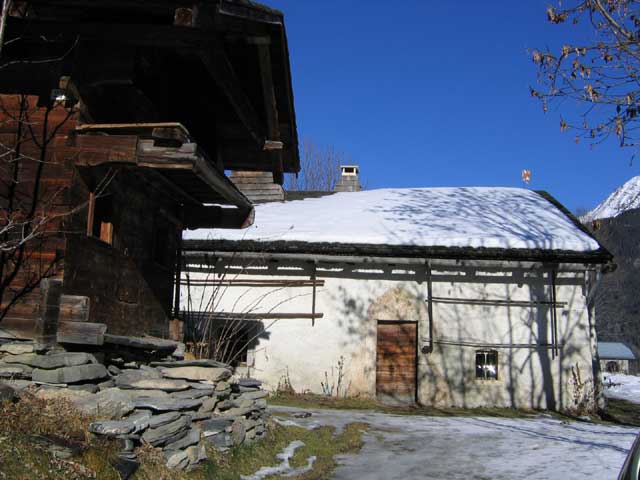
<box><xmin>269</xmin><ymin>392</ymin><xmax>536</xmax><ymax>419</ymax></box>
<box><xmin>0</xmin><ymin>391</ymin><xmax>120</xmax><ymax>479</ymax></box>
<box><xmin>200</xmin><ymin>421</ymin><xmax>368</xmax><ymax>480</ymax></box>
<box><xmin>0</xmin><ymin>392</ymin><xmax>370</xmax><ymax>480</ymax></box>
<box><xmin>600</xmin><ymin>398</ymin><xmax>640</xmax><ymax>427</ymax></box>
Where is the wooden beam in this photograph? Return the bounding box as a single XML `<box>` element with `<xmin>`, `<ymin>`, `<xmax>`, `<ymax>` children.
<box><xmin>182</xmin><ymin>278</ymin><xmax>325</xmax><ymax>287</ymax></box>
<box><xmin>75</xmin><ymin>122</ymin><xmax>190</xmax><ymax>136</ymax></box>
<box><xmin>174</xmin><ymin>235</ymin><xmax>183</xmax><ymax>317</ymax></box>
<box><xmin>210</xmin><ymin>312</ymin><xmax>323</xmax><ymax>320</ymax></box>
<box><xmin>198</xmin><ymin>42</ymin><xmax>267</xmax><ymax>149</ymax></box>
<box><xmin>103</xmin><ymin>334</ymin><xmax>179</xmax><ymax>352</ymax></box>
<box><xmin>59</xmin><ymin>295</ymin><xmax>90</xmax><ymax>323</ymax></box>
<box><xmin>86</xmin><ymin>192</ymin><xmax>95</xmax><ymax>236</ymax></box>
<box><xmin>35</xmin><ymin>278</ymin><xmax>62</xmax><ymax>349</ymax></box>
<box><xmin>190</xmin><ymin>154</ymin><xmax>253</xmax><ymax>212</ymax></box>
<box><xmin>216</xmin><ymin>0</ymin><xmax>283</xmax><ymax>26</ymax></box>
<box><xmin>57</xmin><ymin>321</ymin><xmax>106</xmax><ymax>345</ymax></box>
<box><xmin>257</xmin><ymin>42</ymin><xmax>283</xmax><ymax>179</ymax></box>
<box><xmin>6</xmin><ymin>18</ymin><xmax>211</xmax><ymax>48</ymax></box>
<box><xmin>74</xmin><ymin>134</ymin><xmax>252</xmax><ymax>210</ymax></box>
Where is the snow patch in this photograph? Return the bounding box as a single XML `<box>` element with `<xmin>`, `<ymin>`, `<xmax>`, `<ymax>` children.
<box><xmin>186</xmin><ymin>187</ymin><xmax>600</xmax><ymax>252</ymax></box>
<box><xmin>240</xmin><ymin>440</ymin><xmax>315</xmax><ymax>480</ymax></box>
<box><xmin>604</xmin><ymin>373</ymin><xmax>640</xmax><ymax>404</ymax></box>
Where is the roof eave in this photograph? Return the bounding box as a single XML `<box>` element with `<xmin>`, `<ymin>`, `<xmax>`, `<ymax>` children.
<box><xmin>182</xmin><ymin>238</ymin><xmax>613</xmax><ymax>265</ymax></box>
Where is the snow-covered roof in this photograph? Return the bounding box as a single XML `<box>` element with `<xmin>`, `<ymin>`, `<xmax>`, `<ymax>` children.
<box><xmin>584</xmin><ymin>176</ymin><xmax>640</xmax><ymax>222</ymax></box>
<box><xmin>185</xmin><ymin>187</ymin><xmax>603</xmax><ymax>255</ymax></box>
<box><xmin>599</xmin><ymin>342</ymin><xmax>636</xmax><ymax>360</ymax></box>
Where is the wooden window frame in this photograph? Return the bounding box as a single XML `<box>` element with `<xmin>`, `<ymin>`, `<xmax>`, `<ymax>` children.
<box><xmin>87</xmin><ymin>192</ymin><xmax>114</xmax><ymax>246</ymax></box>
<box><xmin>475</xmin><ymin>350</ymin><xmax>499</xmax><ymax>381</ymax></box>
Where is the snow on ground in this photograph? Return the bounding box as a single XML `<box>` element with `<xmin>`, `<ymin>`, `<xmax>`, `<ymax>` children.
<box><xmin>271</xmin><ymin>406</ymin><xmax>639</xmax><ymax>480</ymax></box>
<box><xmin>187</xmin><ymin>187</ymin><xmax>600</xmax><ymax>252</ymax></box>
<box><xmin>603</xmin><ymin>373</ymin><xmax>640</xmax><ymax>404</ymax></box>
<box><xmin>584</xmin><ymin>176</ymin><xmax>640</xmax><ymax>221</ymax></box>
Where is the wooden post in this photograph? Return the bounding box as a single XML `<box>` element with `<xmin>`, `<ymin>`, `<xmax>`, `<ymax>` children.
<box><xmin>0</xmin><ymin>0</ymin><xmax>11</xmax><ymax>55</ymax></box>
<box><xmin>425</xmin><ymin>265</ymin><xmax>434</xmax><ymax>354</ymax></box>
<box><xmin>256</xmin><ymin>41</ymin><xmax>284</xmax><ymax>182</ymax></box>
<box><xmin>86</xmin><ymin>192</ymin><xmax>95</xmax><ymax>236</ymax></box>
<box><xmin>35</xmin><ymin>278</ymin><xmax>63</xmax><ymax>348</ymax></box>
<box><xmin>311</xmin><ymin>263</ymin><xmax>317</xmax><ymax>327</ymax></box>
<box><xmin>174</xmin><ymin>232</ymin><xmax>183</xmax><ymax>317</ymax></box>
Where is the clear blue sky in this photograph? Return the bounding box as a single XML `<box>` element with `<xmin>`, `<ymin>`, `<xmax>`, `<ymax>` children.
<box><xmin>270</xmin><ymin>0</ymin><xmax>640</xmax><ymax>213</ymax></box>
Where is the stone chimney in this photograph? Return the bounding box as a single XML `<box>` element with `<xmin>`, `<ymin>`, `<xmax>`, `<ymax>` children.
<box><xmin>334</xmin><ymin>165</ymin><xmax>361</xmax><ymax>192</ymax></box>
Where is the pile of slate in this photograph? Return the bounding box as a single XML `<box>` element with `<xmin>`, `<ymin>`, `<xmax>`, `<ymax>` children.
<box><xmin>0</xmin><ymin>340</ymin><xmax>269</xmax><ymax>472</ymax></box>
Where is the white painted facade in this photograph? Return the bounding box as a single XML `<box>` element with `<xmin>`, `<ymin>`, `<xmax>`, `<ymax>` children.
<box><xmin>181</xmin><ymin>263</ymin><xmax>600</xmax><ymax>412</ymax></box>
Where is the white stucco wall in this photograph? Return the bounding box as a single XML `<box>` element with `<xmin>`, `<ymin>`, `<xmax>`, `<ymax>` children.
<box><xmin>181</xmin><ymin>266</ymin><xmax>598</xmax><ymax>412</ymax></box>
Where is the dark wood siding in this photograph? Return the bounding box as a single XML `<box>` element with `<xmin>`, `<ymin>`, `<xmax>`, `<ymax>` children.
<box><xmin>376</xmin><ymin>320</ymin><xmax>417</xmax><ymax>404</ymax></box>
<box><xmin>0</xmin><ymin>96</ymin><xmax>73</xmax><ymax>338</ymax></box>
<box><xmin>1</xmin><ymin>95</ymin><xmax>179</xmax><ymax>339</ymax></box>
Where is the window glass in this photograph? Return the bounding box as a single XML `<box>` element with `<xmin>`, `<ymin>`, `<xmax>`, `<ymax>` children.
<box><xmin>476</xmin><ymin>350</ymin><xmax>498</xmax><ymax>380</ymax></box>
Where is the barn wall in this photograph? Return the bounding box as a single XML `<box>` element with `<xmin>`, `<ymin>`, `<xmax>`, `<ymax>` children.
<box><xmin>0</xmin><ymin>95</ymin><xmax>179</xmax><ymax>339</ymax></box>
<box><xmin>0</xmin><ymin>97</ymin><xmax>75</xmax><ymax>338</ymax></box>
<box><xmin>182</xmin><ymin>266</ymin><xmax>598</xmax><ymax>412</ymax></box>
<box><xmin>62</xmin><ymin>168</ymin><xmax>180</xmax><ymax>337</ymax></box>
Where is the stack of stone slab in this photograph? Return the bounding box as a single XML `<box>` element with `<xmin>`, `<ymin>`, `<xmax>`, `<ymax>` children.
<box><xmin>0</xmin><ymin>342</ymin><xmax>109</xmax><ymax>390</ymax></box>
<box><xmin>0</xmin><ymin>340</ymin><xmax>269</xmax><ymax>471</ymax></box>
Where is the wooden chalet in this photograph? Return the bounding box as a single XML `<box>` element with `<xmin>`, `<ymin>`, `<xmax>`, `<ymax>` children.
<box><xmin>0</xmin><ymin>0</ymin><xmax>299</xmax><ymax>344</ymax></box>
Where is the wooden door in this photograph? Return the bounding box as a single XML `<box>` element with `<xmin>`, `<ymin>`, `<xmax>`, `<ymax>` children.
<box><xmin>376</xmin><ymin>320</ymin><xmax>417</xmax><ymax>404</ymax></box>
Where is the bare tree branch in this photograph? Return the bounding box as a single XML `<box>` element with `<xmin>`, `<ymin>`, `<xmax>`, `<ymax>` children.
<box><xmin>532</xmin><ymin>1</ymin><xmax>640</xmax><ymax>156</ymax></box>
<box><xmin>286</xmin><ymin>138</ymin><xmax>352</xmax><ymax>191</ymax></box>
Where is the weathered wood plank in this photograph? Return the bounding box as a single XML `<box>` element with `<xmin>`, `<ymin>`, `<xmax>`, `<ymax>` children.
<box><xmin>257</xmin><ymin>42</ymin><xmax>283</xmax><ymax>175</ymax></box>
<box><xmin>59</xmin><ymin>295</ymin><xmax>90</xmax><ymax>323</ymax></box>
<box><xmin>57</xmin><ymin>321</ymin><xmax>106</xmax><ymax>345</ymax></box>
<box><xmin>184</xmin><ymin>278</ymin><xmax>325</xmax><ymax>288</ymax></box>
<box><xmin>34</xmin><ymin>279</ymin><xmax>63</xmax><ymax>348</ymax></box>
<box><xmin>376</xmin><ymin>322</ymin><xmax>417</xmax><ymax>403</ymax></box>
<box><xmin>211</xmin><ymin>312</ymin><xmax>323</xmax><ymax>320</ymax></box>
<box><xmin>74</xmin><ymin>135</ymin><xmax>138</xmax><ymax>166</ymax></box>
<box><xmin>103</xmin><ymin>334</ymin><xmax>179</xmax><ymax>352</ymax></box>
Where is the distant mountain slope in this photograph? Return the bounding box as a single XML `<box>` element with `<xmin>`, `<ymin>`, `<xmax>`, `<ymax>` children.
<box><xmin>584</xmin><ymin>176</ymin><xmax>640</xmax><ymax>221</ymax></box>
<box><xmin>587</xmin><ymin>209</ymin><xmax>640</xmax><ymax>366</ymax></box>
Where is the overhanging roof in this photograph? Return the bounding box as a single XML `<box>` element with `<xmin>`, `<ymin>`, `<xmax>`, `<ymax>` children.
<box><xmin>71</xmin><ymin>122</ymin><xmax>254</xmax><ymax>228</ymax></box>
<box><xmin>1</xmin><ymin>0</ymin><xmax>300</xmax><ymax>177</ymax></box>
<box><xmin>183</xmin><ymin>187</ymin><xmax>612</xmax><ymax>264</ymax></box>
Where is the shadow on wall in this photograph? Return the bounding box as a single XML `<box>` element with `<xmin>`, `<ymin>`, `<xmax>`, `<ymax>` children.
<box><xmin>331</xmin><ymin>277</ymin><xmax>591</xmax><ymax>411</ymax></box>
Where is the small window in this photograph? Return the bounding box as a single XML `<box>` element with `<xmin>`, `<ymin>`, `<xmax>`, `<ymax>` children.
<box><xmin>87</xmin><ymin>192</ymin><xmax>114</xmax><ymax>245</ymax></box>
<box><xmin>476</xmin><ymin>350</ymin><xmax>498</xmax><ymax>380</ymax></box>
